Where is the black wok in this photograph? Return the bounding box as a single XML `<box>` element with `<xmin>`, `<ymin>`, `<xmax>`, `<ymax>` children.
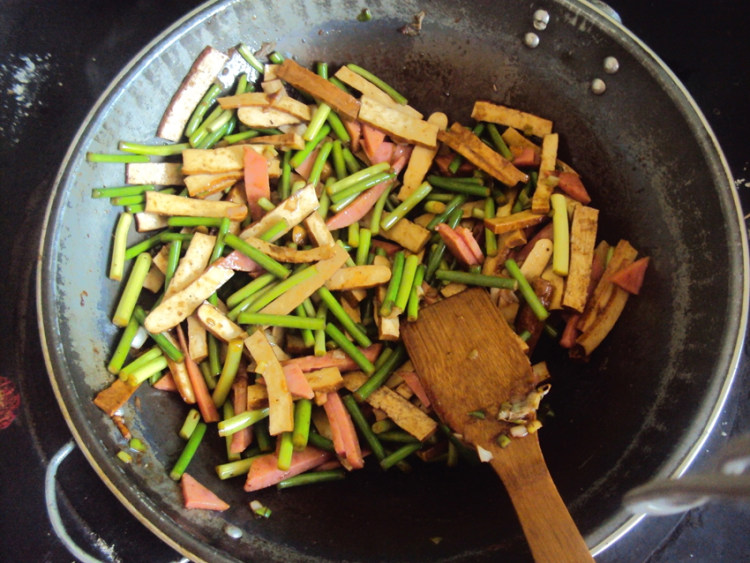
<box><xmin>37</xmin><ymin>0</ymin><xmax>748</xmax><ymax>561</ymax></box>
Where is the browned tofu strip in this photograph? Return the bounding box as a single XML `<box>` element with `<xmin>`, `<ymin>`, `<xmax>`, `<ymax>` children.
<box><xmin>246</xmin><ymin>383</ymin><xmax>269</xmax><ymax>409</ymax></box>
<box><xmin>216</xmin><ymin>92</ymin><xmax>312</xmax><ymax>120</ymax></box>
<box><xmin>305</xmin><ymin>367</ymin><xmax>345</xmax><ymax>394</ymax></box>
<box><xmin>144</xmin><ymin>264</ymin><xmax>235</xmax><ymax>333</ymax></box>
<box><xmin>245</xmin><ymin>330</ymin><xmax>294</xmax><ymax>435</ymax></box>
<box><xmin>576</xmin><ymin>286</ymin><xmax>631</xmax><ymax>356</ymax></box>
<box><xmin>531</xmin><ymin>133</ymin><xmax>559</xmax><ymax>215</ymax></box>
<box><xmin>438</xmin><ymin>123</ymin><xmax>528</xmax><ymax>186</ymax></box>
<box><xmin>157</xmin><ymin>46</ymin><xmax>229</xmax><ymax>142</ymax></box>
<box><xmin>240</xmin><ymin>237</ymin><xmax>336</xmax><ymax>263</ymax></box>
<box><xmin>94</xmin><ymin>379</ymin><xmax>139</xmax><ymax>416</ymax></box>
<box><xmin>471</xmin><ymin>100</ymin><xmax>554</xmax><ymax>138</ymax></box>
<box><xmin>501</xmin><ymin>127</ymin><xmax>577</xmax><ymax>174</ymax></box>
<box><xmin>366</xmin><ymin>386</ymin><xmax>438</xmax><ymax>441</ymax></box>
<box><xmin>378</xmin><ymin>217</ymin><xmax>431</xmax><ymax>253</ymax></box>
<box><xmin>357</xmin><ymin>96</ymin><xmax>438</xmax><ymax>147</ymax></box>
<box><xmin>126</xmin><ymin>162</ymin><xmax>184</xmax><ymax>186</ymax></box>
<box><xmin>562</xmin><ymin>206</ymin><xmax>599</xmax><ymax>312</ymax></box>
<box><xmin>276</xmin><ymin>58</ymin><xmax>360</xmax><ymax>121</ymax></box>
<box><xmin>250</xmin><ymin>132</ymin><xmax>306</xmax><ymax>151</ymax></box>
<box><xmin>341</xmin><ymin>372</ymin><xmax>437</xmax><ymax>441</ymax></box>
<box><xmin>145</xmin><ymin>191</ymin><xmax>247</xmax><ymax>221</ymax></box>
<box><xmin>577</xmin><ymin>239</ymin><xmax>638</xmax><ymax>333</ymax></box>
<box><xmin>325</xmin><ymin>265</ymin><xmax>391</xmax><ymax>291</ymax></box>
<box><xmin>484</xmin><ymin>209</ymin><xmax>547</xmax><ymax>234</ymax></box>
<box><xmin>184</xmin><ymin>172</ymin><xmax>243</xmax><ymax>198</ymax></box>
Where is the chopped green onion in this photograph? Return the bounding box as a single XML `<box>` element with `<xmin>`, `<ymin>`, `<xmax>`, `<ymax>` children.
<box><xmin>217</xmin><ymin>407</ymin><xmax>270</xmax><ymax>437</ymax></box>
<box><xmin>324</xmin><ymin>324</ymin><xmax>375</xmax><ymax>374</ymax></box>
<box><xmin>224</xmin><ymin>233</ymin><xmax>291</xmax><ymax>279</ymax></box>
<box><xmin>317</xmin><ymin>287</ymin><xmax>372</xmax><ymax>347</ymax></box>
<box><xmin>179</xmin><ymin>408</ymin><xmax>202</xmax><ymax>440</ymax></box>
<box><xmin>381</xmin><ymin>181</ymin><xmax>432</xmax><ymax>231</ymax></box>
<box><xmin>434</xmin><ymin>270</ymin><xmax>517</xmax><ymax>290</ymax></box>
<box><xmin>118</xmin><ymin>141</ymin><xmax>189</xmax><ymax>156</ymax></box>
<box><xmin>86</xmin><ymin>152</ymin><xmax>149</xmax><ymax>163</ymax></box>
<box><xmin>112</xmin><ymin>252</ymin><xmax>152</xmax><ymax>327</ymax></box>
<box><xmin>237</xmin><ymin>312</ymin><xmax>325</xmax><ymax>331</ymax></box>
<box><xmin>277</xmin><ymin>469</ymin><xmax>346</xmax><ymax>489</ymax></box>
<box><xmin>345</xmin><ymin>64</ymin><xmax>407</xmax><ymax>105</ymax></box>
<box><xmin>505</xmin><ymin>258</ymin><xmax>549</xmax><ymax>321</ymax></box>
<box><xmin>109</xmin><ymin>212</ymin><xmax>132</xmax><ymax>281</ymax></box>
<box><xmin>212</xmin><ymin>338</ymin><xmax>244</xmax><ymax>408</ymax></box>
<box><xmin>170</xmin><ymin>422</ymin><xmax>206</xmax><ymax>480</ymax></box>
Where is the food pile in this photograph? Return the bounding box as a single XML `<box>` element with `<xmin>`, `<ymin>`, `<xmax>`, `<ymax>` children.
<box><xmin>90</xmin><ymin>44</ymin><xmax>649</xmax><ymax>513</ymax></box>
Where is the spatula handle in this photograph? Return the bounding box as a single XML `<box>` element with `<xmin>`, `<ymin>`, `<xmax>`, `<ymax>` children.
<box><xmin>489</xmin><ymin>435</ymin><xmax>594</xmax><ymax>563</ymax></box>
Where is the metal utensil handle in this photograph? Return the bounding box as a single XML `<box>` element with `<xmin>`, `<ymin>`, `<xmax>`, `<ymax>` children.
<box><xmin>45</xmin><ymin>440</ymin><xmax>109</xmax><ymax>563</ymax></box>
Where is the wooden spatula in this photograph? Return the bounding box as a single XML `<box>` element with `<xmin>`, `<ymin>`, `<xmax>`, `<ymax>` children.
<box><xmin>401</xmin><ymin>287</ymin><xmax>593</xmax><ymax>563</ymax></box>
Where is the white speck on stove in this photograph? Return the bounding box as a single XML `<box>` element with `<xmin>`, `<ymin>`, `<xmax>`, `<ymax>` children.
<box><xmin>0</xmin><ymin>53</ymin><xmax>52</xmax><ymax>146</ymax></box>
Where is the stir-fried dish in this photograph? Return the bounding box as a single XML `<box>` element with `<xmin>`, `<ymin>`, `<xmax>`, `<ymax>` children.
<box><xmin>89</xmin><ymin>44</ymin><xmax>649</xmax><ymax>513</ymax></box>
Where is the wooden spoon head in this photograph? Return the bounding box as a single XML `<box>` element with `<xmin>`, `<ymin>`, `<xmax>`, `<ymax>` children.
<box><xmin>401</xmin><ymin>287</ymin><xmax>536</xmax><ymax>444</ymax></box>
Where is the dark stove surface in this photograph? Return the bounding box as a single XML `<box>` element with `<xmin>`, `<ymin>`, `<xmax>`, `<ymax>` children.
<box><xmin>1</xmin><ymin>1</ymin><xmax>748</xmax><ymax>561</ymax></box>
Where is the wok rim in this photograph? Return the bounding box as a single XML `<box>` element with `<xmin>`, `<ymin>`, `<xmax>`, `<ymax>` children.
<box><xmin>35</xmin><ymin>0</ymin><xmax>749</xmax><ymax>560</ymax></box>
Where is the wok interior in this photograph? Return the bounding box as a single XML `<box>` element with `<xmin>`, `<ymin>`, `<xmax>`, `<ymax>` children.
<box><xmin>41</xmin><ymin>1</ymin><xmax>744</xmax><ymax>561</ymax></box>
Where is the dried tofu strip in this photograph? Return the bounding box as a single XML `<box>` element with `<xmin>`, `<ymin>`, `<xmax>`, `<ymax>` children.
<box><xmin>259</xmin><ymin>244</ymin><xmax>351</xmax><ymax>315</ymax></box>
<box><xmin>250</xmin><ymin>132</ymin><xmax>306</xmax><ymax>151</ymax></box>
<box><xmin>245</xmin><ymin>330</ymin><xmax>294</xmax><ymax>435</ymax></box>
<box><xmin>94</xmin><ymin>379</ymin><xmax>139</xmax><ymax>416</ymax></box>
<box><xmin>196</xmin><ymin>302</ymin><xmax>248</xmax><ymax>342</ymax></box>
<box><xmin>157</xmin><ymin>46</ymin><xmax>229</xmax><ymax>142</ymax></box>
<box><xmin>142</xmin><ymin>265</ymin><xmax>165</xmax><ymax>293</ymax></box>
<box><xmin>437</xmin><ymin>123</ymin><xmax>528</xmax><ymax>186</ymax></box>
<box><xmin>325</xmin><ymin>265</ymin><xmax>392</xmax><ymax>291</ymax></box>
<box><xmin>217</xmin><ymin>92</ymin><xmax>312</xmax><ymax>121</ymax></box>
<box><xmin>241</xmin><ymin>184</ymin><xmax>319</xmax><ymax>242</ymax></box>
<box><xmin>144</xmin><ymin>264</ymin><xmax>235</xmax><ymax>333</ymax></box>
<box><xmin>577</xmin><ymin>239</ymin><xmax>638</xmax><ymax>334</ymax></box>
<box><xmin>134</xmin><ymin>212</ymin><xmax>168</xmax><ymax>232</ymax></box>
<box><xmin>501</xmin><ymin>127</ymin><xmax>577</xmax><ymax>174</ymax></box>
<box><xmin>374</xmin><ymin>298</ymin><xmax>400</xmax><ymax>340</ymax></box>
<box><xmin>484</xmin><ymin>209</ymin><xmax>547</xmax><ymax>234</ymax></box>
<box><xmin>125</xmin><ymin>162</ymin><xmax>184</xmax><ymax>186</ymax></box>
<box><xmin>241</xmin><ymin>236</ymin><xmax>336</xmax><ymax>263</ymax></box>
<box><xmin>303</xmin><ymin>211</ymin><xmax>336</xmax><ymax>247</ymax></box>
<box><xmin>333</xmin><ymin>65</ymin><xmax>423</xmax><ymax>119</ymax></box>
<box><xmin>145</xmin><ymin>191</ymin><xmax>247</xmax><ymax>221</ymax></box>
<box><xmin>261</xmin><ymin>78</ymin><xmax>286</xmax><ymax>95</ymax></box>
<box><xmin>562</xmin><ymin>206</ymin><xmax>599</xmax><ymax>312</ymax></box>
<box><xmin>276</xmin><ymin>58</ymin><xmax>361</xmax><ymax>121</ymax></box>
<box><xmin>379</xmin><ymin>218</ymin><xmax>431</xmax><ymax>253</ymax></box>
<box><xmin>344</xmin><ymin>372</ymin><xmax>437</xmax><ymax>441</ymax></box>
<box><xmin>358</xmin><ymin>96</ymin><xmax>438</xmax><ymax>148</ymax></box>
<box><xmin>184</xmin><ymin>171</ymin><xmax>243</xmax><ymax>198</ymax></box>
<box><xmin>540</xmin><ymin>266</ymin><xmax>565</xmax><ymax>310</ymax></box>
<box><xmin>367</xmin><ymin>386</ymin><xmax>437</xmax><ymax>441</ymax></box>
<box><xmin>165</xmin><ymin>232</ymin><xmax>216</xmax><ymax>298</ymax></box>
<box><xmin>471</xmin><ymin>100</ymin><xmax>553</xmax><ymax>138</ymax></box>
<box><xmin>166</xmin><ymin>355</ymin><xmax>196</xmax><ymax>405</ymax></box>
<box><xmin>182</xmin><ymin>145</ymin><xmax>242</xmax><ymax>174</ymax></box>
<box><xmin>519</xmin><ymin>239</ymin><xmax>553</xmax><ymax>280</ymax></box>
<box><xmin>237</xmin><ymin>107</ymin><xmax>305</xmax><ymax>128</ymax></box>
<box><xmin>576</xmin><ymin>284</ymin><xmax>631</xmax><ymax>356</ymax></box>
<box><xmin>531</xmin><ymin>133</ymin><xmax>559</xmax><ymax>215</ymax></box>
<box><xmin>398</xmin><ymin>112</ymin><xmax>448</xmax><ymax>200</ymax></box>
<box><xmin>187</xmin><ymin>314</ymin><xmax>208</xmax><ymax>362</ymax></box>
<box><xmin>305</xmin><ymin>367</ymin><xmax>345</xmax><ymax>394</ymax></box>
